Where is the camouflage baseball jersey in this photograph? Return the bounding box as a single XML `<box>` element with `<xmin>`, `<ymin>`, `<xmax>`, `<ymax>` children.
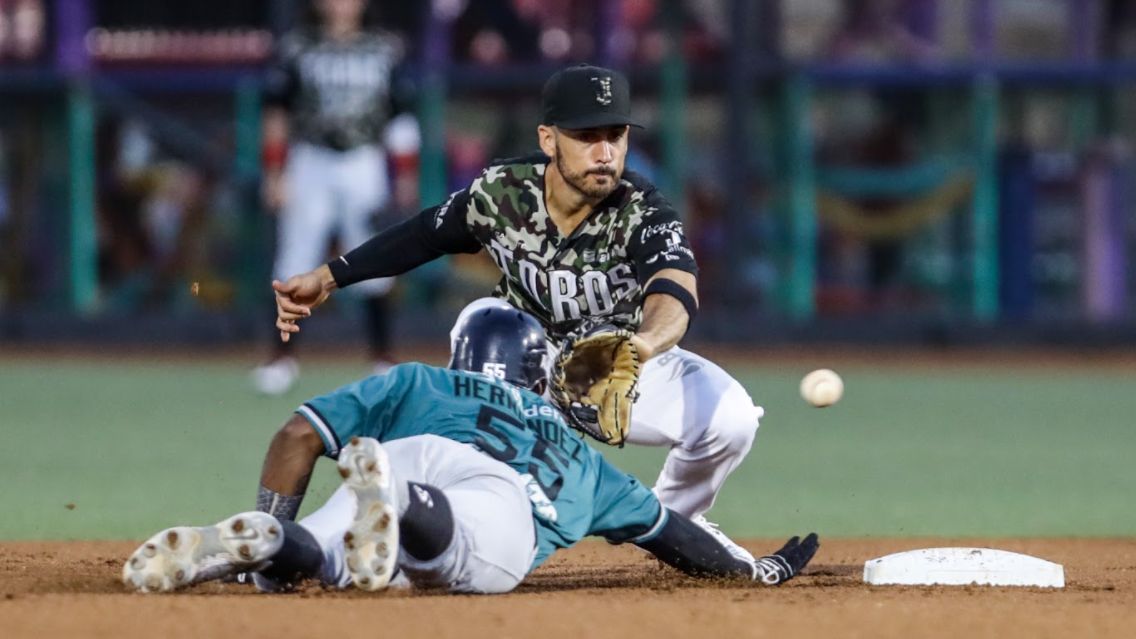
<box><xmin>263</xmin><ymin>29</ymin><xmax>403</xmax><ymax>151</ymax></box>
<box><xmin>429</xmin><ymin>154</ymin><xmax>698</xmax><ymax>341</ymax></box>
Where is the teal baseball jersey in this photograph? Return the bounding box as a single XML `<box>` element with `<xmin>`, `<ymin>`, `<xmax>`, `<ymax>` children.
<box><xmin>297</xmin><ymin>362</ymin><xmax>665</xmax><ymax>569</ymax></box>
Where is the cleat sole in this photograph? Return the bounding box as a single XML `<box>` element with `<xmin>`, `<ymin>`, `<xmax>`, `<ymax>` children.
<box><xmin>122</xmin><ymin>512</ymin><xmax>284</xmax><ymax>593</ymax></box>
<box><xmin>337</xmin><ymin>437</ymin><xmax>400</xmax><ymax>592</ymax></box>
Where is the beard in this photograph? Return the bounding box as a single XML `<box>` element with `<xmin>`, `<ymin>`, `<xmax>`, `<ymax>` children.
<box><xmin>555</xmin><ymin>147</ymin><xmax>619</xmax><ymax>200</ymax></box>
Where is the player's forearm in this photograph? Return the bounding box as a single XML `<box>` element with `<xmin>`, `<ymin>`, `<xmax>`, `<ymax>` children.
<box><xmin>635</xmin><ymin>269</ymin><xmax>698</xmax><ymax>360</ymax></box>
<box><xmin>326</xmin><ymin>213</ymin><xmax>447</xmax><ymax>288</ymax></box>
<box><xmin>635</xmin><ymin>509</ymin><xmax>755</xmax><ymax>579</ymax></box>
<box><xmin>256</xmin><ymin>415</ymin><xmax>325</xmax><ymax>520</ymax></box>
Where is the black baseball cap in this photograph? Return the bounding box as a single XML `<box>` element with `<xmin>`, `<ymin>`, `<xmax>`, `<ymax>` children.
<box><xmin>541</xmin><ymin>64</ymin><xmax>643</xmax><ymax>130</ymax></box>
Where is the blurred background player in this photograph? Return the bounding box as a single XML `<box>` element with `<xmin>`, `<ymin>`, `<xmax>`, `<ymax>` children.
<box><xmin>252</xmin><ymin>0</ymin><xmax>412</xmax><ymax>395</ymax></box>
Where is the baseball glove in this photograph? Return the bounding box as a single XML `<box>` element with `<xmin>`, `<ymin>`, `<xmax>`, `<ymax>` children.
<box><xmin>550</xmin><ymin>328</ymin><xmax>641</xmax><ymax>446</ymax></box>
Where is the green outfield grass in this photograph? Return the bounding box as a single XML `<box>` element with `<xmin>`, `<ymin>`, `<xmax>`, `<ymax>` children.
<box><xmin>2</xmin><ymin>356</ymin><xmax>1134</xmax><ymax>540</ymax></box>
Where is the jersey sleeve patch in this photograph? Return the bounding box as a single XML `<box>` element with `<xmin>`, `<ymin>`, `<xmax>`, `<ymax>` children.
<box><xmin>633</xmin><ymin>227</ymin><xmax>697</xmax><ymax>283</ymax></box>
<box><xmin>625</xmin><ymin>186</ymin><xmax>698</xmax><ymax>283</ymax></box>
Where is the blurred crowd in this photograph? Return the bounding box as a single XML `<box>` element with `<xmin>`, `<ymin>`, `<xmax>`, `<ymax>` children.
<box><xmin>0</xmin><ymin>0</ymin><xmax>45</xmax><ymax>62</ymax></box>
<box><xmin>445</xmin><ymin>0</ymin><xmax>729</xmax><ymax>66</ymax></box>
<box><xmin>1</xmin><ymin>0</ymin><xmax>1135</xmax><ymax>322</ymax></box>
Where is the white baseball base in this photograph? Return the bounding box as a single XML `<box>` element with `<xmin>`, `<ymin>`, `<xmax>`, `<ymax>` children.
<box><xmin>863</xmin><ymin>547</ymin><xmax>1065</xmax><ymax>588</ymax></box>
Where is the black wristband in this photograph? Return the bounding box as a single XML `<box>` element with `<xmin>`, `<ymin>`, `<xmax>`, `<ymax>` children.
<box><xmin>256</xmin><ymin>485</ymin><xmax>305</xmax><ymax>521</ymax></box>
<box><xmin>643</xmin><ymin>278</ymin><xmax>698</xmax><ymax>322</ymax></box>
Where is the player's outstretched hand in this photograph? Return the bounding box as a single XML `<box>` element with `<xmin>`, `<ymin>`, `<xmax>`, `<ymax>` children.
<box><xmin>273</xmin><ymin>265</ymin><xmax>335</xmax><ymax>342</ymax></box>
<box><xmin>753</xmin><ymin>533</ymin><xmax>819</xmax><ymax>585</ymax></box>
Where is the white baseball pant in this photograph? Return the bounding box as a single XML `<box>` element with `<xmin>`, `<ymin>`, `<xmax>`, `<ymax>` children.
<box><xmin>274</xmin><ymin>141</ymin><xmax>393</xmax><ymax>296</ymax></box>
<box><xmin>297</xmin><ymin>435</ymin><xmax>537</xmax><ymax>594</ymax></box>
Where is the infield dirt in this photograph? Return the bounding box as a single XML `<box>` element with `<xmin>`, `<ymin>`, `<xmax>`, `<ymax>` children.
<box><xmin>2</xmin><ymin>537</ymin><xmax>1133</xmax><ymax>639</ymax></box>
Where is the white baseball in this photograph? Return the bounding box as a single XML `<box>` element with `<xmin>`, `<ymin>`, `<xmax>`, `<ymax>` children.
<box><xmin>800</xmin><ymin>369</ymin><xmax>843</xmax><ymax>407</ymax></box>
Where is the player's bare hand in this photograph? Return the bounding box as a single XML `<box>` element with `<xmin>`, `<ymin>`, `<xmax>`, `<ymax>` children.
<box><xmin>272</xmin><ymin>266</ymin><xmax>336</xmax><ymax>342</ymax></box>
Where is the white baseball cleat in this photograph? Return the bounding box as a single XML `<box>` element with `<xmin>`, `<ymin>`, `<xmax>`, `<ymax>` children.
<box><xmin>251</xmin><ymin>357</ymin><xmax>300</xmax><ymax>396</ymax></box>
<box><xmin>371</xmin><ymin>359</ymin><xmax>396</xmax><ymax>377</ymax></box>
<box><xmin>338</xmin><ymin>436</ymin><xmax>400</xmax><ymax>591</ymax></box>
<box><xmin>122</xmin><ymin>512</ymin><xmax>284</xmax><ymax>593</ymax></box>
<box><xmin>692</xmin><ymin>515</ymin><xmax>755</xmax><ymax>564</ymax></box>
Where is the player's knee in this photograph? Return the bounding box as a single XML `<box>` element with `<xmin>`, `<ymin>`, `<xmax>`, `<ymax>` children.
<box><xmin>707</xmin><ymin>390</ymin><xmax>761</xmax><ymax>455</ymax></box>
<box><xmin>399</xmin><ymin>482</ymin><xmax>455</xmax><ymax>561</ymax></box>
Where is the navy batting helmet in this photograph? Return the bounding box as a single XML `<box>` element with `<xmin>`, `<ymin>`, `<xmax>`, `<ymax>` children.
<box><xmin>448</xmin><ymin>304</ymin><xmax>548</xmax><ymax>393</ymax></box>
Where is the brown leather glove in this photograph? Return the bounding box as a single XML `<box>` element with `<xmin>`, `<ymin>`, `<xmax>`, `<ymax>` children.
<box><xmin>549</xmin><ymin>329</ymin><xmax>641</xmax><ymax>446</ymax></box>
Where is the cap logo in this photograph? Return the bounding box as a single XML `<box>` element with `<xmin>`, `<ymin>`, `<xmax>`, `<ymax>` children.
<box><xmin>591</xmin><ymin>76</ymin><xmax>613</xmax><ymax>106</ymax></box>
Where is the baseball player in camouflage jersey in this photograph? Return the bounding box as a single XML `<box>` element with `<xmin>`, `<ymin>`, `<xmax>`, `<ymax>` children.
<box><xmin>253</xmin><ymin>0</ymin><xmax>406</xmax><ymax>395</ymax></box>
<box><xmin>273</xmin><ymin>64</ymin><xmax>765</xmax><ymax>561</ymax></box>
<box><xmin>123</xmin><ymin>307</ymin><xmax>817</xmax><ymax>594</ymax></box>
